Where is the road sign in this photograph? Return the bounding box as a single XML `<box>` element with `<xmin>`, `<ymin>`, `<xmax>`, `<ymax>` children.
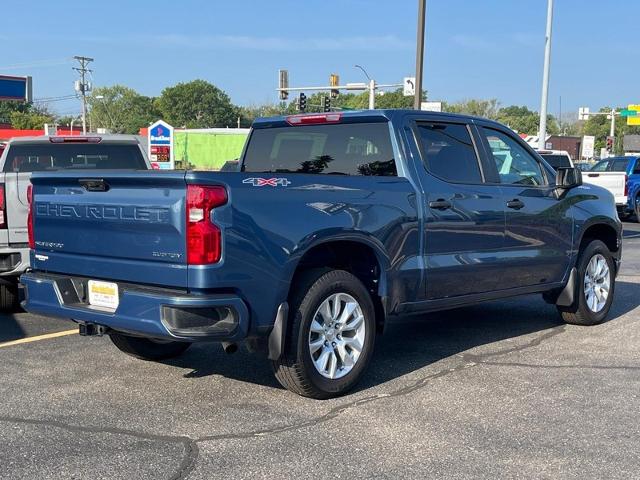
<box><xmin>403</xmin><ymin>77</ymin><xmax>415</xmax><ymax>96</ymax></box>
<box><xmin>578</xmin><ymin>106</ymin><xmax>590</xmax><ymax>121</ymax></box>
<box><xmin>581</xmin><ymin>135</ymin><xmax>595</xmax><ymax>159</ymax></box>
<box><xmin>619</xmin><ymin>110</ymin><xmax>638</xmax><ymax>116</ymax></box>
<box><xmin>0</xmin><ymin>75</ymin><xmax>32</xmax><ymax>102</ymax></box>
<box><xmin>148</xmin><ymin>120</ymin><xmax>174</xmax><ymax>170</ymax></box>
<box><xmin>627</xmin><ymin>104</ymin><xmax>640</xmax><ymax>126</ymax></box>
<box><xmin>421</xmin><ymin>101</ymin><xmax>442</xmax><ymax>112</ymax></box>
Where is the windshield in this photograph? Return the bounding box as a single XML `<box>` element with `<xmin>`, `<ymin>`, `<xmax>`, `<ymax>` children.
<box><xmin>540</xmin><ymin>154</ymin><xmax>572</xmax><ymax>169</ymax></box>
<box><xmin>3</xmin><ymin>143</ymin><xmax>147</xmax><ymax>172</ymax></box>
<box><xmin>242</xmin><ymin>122</ymin><xmax>396</xmax><ymax>176</ymax></box>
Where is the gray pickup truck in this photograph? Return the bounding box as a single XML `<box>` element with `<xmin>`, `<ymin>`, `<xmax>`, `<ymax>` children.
<box><xmin>0</xmin><ymin>135</ymin><xmax>150</xmax><ymax>310</ymax></box>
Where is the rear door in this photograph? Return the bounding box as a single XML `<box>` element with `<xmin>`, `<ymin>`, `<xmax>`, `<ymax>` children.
<box><xmin>476</xmin><ymin>125</ymin><xmax>573</xmax><ymax>289</ymax></box>
<box><xmin>409</xmin><ymin>118</ymin><xmax>507</xmax><ymax>300</ymax></box>
<box><xmin>31</xmin><ymin>171</ymin><xmax>189</xmax><ymax>288</ymax></box>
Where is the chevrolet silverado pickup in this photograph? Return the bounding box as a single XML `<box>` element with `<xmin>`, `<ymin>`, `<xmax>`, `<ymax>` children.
<box><xmin>0</xmin><ymin>135</ymin><xmax>150</xmax><ymax>310</ymax></box>
<box><xmin>22</xmin><ymin>110</ymin><xmax>622</xmax><ymax>398</ymax></box>
<box><xmin>584</xmin><ymin>156</ymin><xmax>640</xmax><ymax>221</ymax></box>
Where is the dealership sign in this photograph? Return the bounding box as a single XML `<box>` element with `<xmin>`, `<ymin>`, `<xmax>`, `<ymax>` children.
<box><xmin>148</xmin><ymin>120</ymin><xmax>174</xmax><ymax>170</ymax></box>
<box><xmin>0</xmin><ymin>75</ymin><xmax>32</xmax><ymax>102</ymax></box>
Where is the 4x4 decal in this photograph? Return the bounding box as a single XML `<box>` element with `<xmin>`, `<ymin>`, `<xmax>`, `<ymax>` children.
<box><xmin>242</xmin><ymin>177</ymin><xmax>291</xmax><ymax>187</ymax></box>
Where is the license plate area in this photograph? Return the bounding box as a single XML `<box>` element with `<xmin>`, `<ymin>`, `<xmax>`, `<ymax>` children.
<box><xmin>87</xmin><ymin>280</ymin><xmax>119</xmax><ymax>310</ymax></box>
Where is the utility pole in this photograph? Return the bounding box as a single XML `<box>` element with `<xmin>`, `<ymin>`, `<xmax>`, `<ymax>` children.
<box><xmin>414</xmin><ymin>0</ymin><xmax>426</xmax><ymax>109</ymax></box>
<box><xmin>538</xmin><ymin>0</ymin><xmax>554</xmax><ymax>150</ymax></box>
<box><xmin>73</xmin><ymin>55</ymin><xmax>94</xmax><ymax>134</ymax></box>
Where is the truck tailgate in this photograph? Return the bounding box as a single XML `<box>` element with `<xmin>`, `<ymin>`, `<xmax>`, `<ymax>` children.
<box><xmin>30</xmin><ymin>171</ymin><xmax>189</xmax><ymax>288</ymax></box>
<box><xmin>583</xmin><ymin>172</ymin><xmax>627</xmax><ymax>204</ymax></box>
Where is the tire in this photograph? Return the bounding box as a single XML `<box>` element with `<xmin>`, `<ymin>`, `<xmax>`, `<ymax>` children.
<box><xmin>0</xmin><ymin>282</ymin><xmax>19</xmax><ymax>312</ymax></box>
<box><xmin>635</xmin><ymin>196</ymin><xmax>640</xmax><ymax>223</ymax></box>
<box><xmin>558</xmin><ymin>239</ymin><xmax>615</xmax><ymax>326</ymax></box>
<box><xmin>109</xmin><ymin>333</ymin><xmax>191</xmax><ymax>361</ymax></box>
<box><xmin>271</xmin><ymin>269</ymin><xmax>376</xmax><ymax>399</ymax></box>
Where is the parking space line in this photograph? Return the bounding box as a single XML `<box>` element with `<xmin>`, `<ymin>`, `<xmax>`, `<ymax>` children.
<box><xmin>0</xmin><ymin>329</ymin><xmax>77</xmax><ymax>349</ymax></box>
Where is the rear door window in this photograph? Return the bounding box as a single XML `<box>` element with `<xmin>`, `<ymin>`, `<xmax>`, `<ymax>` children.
<box><xmin>4</xmin><ymin>143</ymin><xmax>146</xmax><ymax>172</ymax></box>
<box><xmin>242</xmin><ymin>122</ymin><xmax>396</xmax><ymax>176</ymax></box>
<box><xmin>611</xmin><ymin>158</ymin><xmax>630</xmax><ymax>172</ymax></box>
<box><xmin>416</xmin><ymin>122</ymin><xmax>482</xmax><ymax>184</ymax></box>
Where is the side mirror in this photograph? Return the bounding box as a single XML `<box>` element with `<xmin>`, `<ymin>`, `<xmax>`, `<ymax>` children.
<box><xmin>556</xmin><ymin>167</ymin><xmax>582</xmax><ymax>189</ymax></box>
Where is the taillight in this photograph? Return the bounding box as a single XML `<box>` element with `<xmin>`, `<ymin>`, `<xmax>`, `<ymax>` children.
<box><xmin>27</xmin><ymin>184</ymin><xmax>34</xmax><ymax>249</ymax></box>
<box><xmin>0</xmin><ymin>184</ymin><xmax>6</xmax><ymax>230</ymax></box>
<box><xmin>186</xmin><ymin>185</ymin><xmax>227</xmax><ymax>264</ymax></box>
<box><xmin>624</xmin><ymin>175</ymin><xmax>628</xmax><ymax>197</ymax></box>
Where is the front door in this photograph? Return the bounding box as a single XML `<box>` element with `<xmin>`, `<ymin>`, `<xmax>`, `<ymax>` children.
<box><xmin>413</xmin><ymin>120</ymin><xmax>507</xmax><ymax>300</ymax></box>
<box><xmin>477</xmin><ymin>126</ymin><xmax>573</xmax><ymax>289</ymax></box>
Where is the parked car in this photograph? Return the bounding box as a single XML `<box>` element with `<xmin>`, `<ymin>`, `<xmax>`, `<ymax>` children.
<box><xmin>536</xmin><ymin>149</ymin><xmax>573</xmax><ymax>169</ymax></box>
<box><xmin>583</xmin><ymin>156</ymin><xmax>640</xmax><ymax>220</ymax></box>
<box><xmin>22</xmin><ymin>110</ymin><xmax>622</xmax><ymax>398</ymax></box>
<box><xmin>0</xmin><ymin>135</ymin><xmax>150</xmax><ymax>310</ymax></box>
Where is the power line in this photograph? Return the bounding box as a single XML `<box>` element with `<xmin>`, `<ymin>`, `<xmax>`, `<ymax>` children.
<box><xmin>73</xmin><ymin>56</ymin><xmax>94</xmax><ymax>134</ymax></box>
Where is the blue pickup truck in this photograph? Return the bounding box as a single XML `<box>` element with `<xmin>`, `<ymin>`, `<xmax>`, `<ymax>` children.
<box><xmin>22</xmin><ymin>110</ymin><xmax>622</xmax><ymax>398</ymax></box>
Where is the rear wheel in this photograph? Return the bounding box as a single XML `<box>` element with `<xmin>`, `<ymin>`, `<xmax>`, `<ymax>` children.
<box><xmin>558</xmin><ymin>239</ymin><xmax>615</xmax><ymax>326</ymax></box>
<box><xmin>109</xmin><ymin>333</ymin><xmax>191</xmax><ymax>361</ymax></box>
<box><xmin>271</xmin><ymin>269</ymin><xmax>376</xmax><ymax>399</ymax></box>
<box><xmin>0</xmin><ymin>282</ymin><xmax>20</xmax><ymax>312</ymax></box>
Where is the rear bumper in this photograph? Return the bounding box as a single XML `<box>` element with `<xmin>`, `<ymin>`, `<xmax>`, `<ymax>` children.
<box><xmin>0</xmin><ymin>246</ymin><xmax>29</xmax><ymax>278</ymax></box>
<box><xmin>21</xmin><ymin>272</ymin><xmax>250</xmax><ymax>342</ymax></box>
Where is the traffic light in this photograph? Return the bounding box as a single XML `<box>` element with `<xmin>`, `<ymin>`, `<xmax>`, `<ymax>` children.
<box><xmin>330</xmin><ymin>74</ymin><xmax>339</xmax><ymax>99</ymax></box>
<box><xmin>322</xmin><ymin>96</ymin><xmax>331</xmax><ymax>112</ymax></box>
<box><xmin>606</xmin><ymin>136</ymin><xmax>614</xmax><ymax>151</ymax></box>
<box><xmin>298</xmin><ymin>92</ymin><xmax>307</xmax><ymax>112</ymax></box>
<box><xmin>278</xmin><ymin>69</ymin><xmax>289</xmax><ymax>100</ymax></box>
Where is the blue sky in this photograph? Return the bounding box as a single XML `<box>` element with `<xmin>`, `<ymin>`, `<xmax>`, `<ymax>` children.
<box><xmin>1</xmin><ymin>0</ymin><xmax>636</xmax><ymax>118</ymax></box>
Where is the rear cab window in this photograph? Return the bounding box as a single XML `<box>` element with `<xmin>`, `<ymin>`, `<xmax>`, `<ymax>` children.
<box><xmin>539</xmin><ymin>154</ymin><xmax>572</xmax><ymax>169</ymax></box>
<box><xmin>3</xmin><ymin>143</ymin><xmax>147</xmax><ymax>172</ymax></box>
<box><xmin>242</xmin><ymin>122</ymin><xmax>397</xmax><ymax>176</ymax></box>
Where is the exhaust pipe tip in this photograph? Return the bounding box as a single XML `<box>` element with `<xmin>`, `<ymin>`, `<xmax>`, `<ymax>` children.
<box><xmin>221</xmin><ymin>342</ymin><xmax>238</xmax><ymax>354</ymax></box>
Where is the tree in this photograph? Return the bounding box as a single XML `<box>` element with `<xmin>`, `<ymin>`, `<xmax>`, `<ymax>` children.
<box><xmin>8</xmin><ymin>104</ymin><xmax>54</xmax><ymax>129</ymax></box>
<box><xmin>496</xmin><ymin>105</ymin><xmax>559</xmax><ymax>136</ymax></box>
<box><xmin>88</xmin><ymin>85</ymin><xmax>160</xmax><ymax>134</ymax></box>
<box><xmin>444</xmin><ymin>98</ymin><xmax>500</xmax><ymax>119</ymax></box>
<box><xmin>155</xmin><ymin>80</ymin><xmax>238</xmax><ymax>128</ymax></box>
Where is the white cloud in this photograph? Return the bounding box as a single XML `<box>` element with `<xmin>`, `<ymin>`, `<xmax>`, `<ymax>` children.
<box><xmin>83</xmin><ymin>33</ymin><xmax>413</xmax><ymax>52</ymax></box>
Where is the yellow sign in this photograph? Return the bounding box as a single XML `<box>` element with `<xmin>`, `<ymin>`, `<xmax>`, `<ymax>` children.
<box><xmin>628</xmin><ymin>104</ymin><xmax>640</xmax><ymax>126</ymax></box>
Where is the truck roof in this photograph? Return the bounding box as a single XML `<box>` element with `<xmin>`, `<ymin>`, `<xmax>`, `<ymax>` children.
<box><xmin>253</xmin><ymin>109</ymin><xmax>506</xmax><ymax>128</ymax></box>
<box><xmin>5</xmin><ymin>135</ymin><xmax>142</xmax><ymax>145</ymax></box>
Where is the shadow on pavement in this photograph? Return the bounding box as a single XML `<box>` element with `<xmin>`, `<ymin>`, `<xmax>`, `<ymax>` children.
<box><xmin>0</xmin><ymin>314</ymin><xmax>26</xmax><ymax>343</ymax></box>
<box><xmin>167</xmin><ymin>280</ymin><xmax>639</xmax><ymax>393</ymax></box>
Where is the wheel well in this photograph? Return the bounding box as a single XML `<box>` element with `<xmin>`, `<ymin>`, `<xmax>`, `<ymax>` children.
<box><xmin>290</xmin><ymin>241</ymin><xmax>386</xmax><ymax>331</ymax></box>
<box><xmin>580</xmin><ymin>223</ymin><xmax>619</xmax><ymax>253</ymax></box>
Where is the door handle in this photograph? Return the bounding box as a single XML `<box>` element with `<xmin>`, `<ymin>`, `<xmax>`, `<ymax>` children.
<box><xmin>428</xmin><ymin>199</ymin><xmax>452</xmax><ymax>210</ymax></box>
<box><xmin>506</xmin><ymin>198</ymin><xmax>525</xmax><ymax>210</ymax></box>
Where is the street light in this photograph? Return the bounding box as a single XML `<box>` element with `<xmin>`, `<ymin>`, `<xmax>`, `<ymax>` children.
<box><xmin>354</xmin><ymin>65</ymin><xmax>375</xmax><ymax>110</ymax></box>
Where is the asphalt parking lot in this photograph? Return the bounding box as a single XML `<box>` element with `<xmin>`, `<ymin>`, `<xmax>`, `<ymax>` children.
<box><xmin>1</xmin><ymin>224</ymin><xmax>639</xmax><ymax>480</ymax></box>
